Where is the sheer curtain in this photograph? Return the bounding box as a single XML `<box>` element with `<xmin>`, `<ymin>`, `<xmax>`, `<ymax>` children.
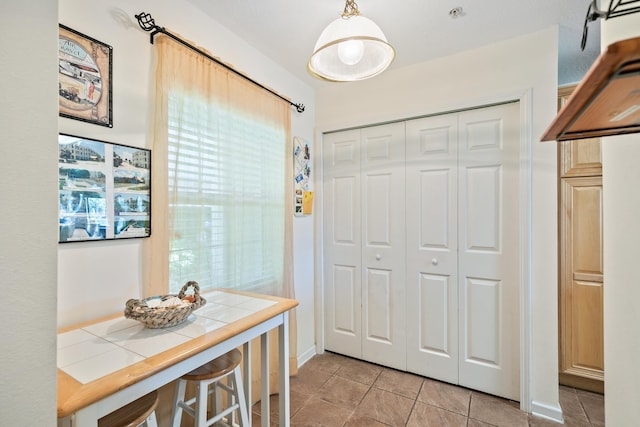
<box><xmin>146</xmin><ymin>33</ymin><xmax>297</xmax><ymax>403</ymax></box>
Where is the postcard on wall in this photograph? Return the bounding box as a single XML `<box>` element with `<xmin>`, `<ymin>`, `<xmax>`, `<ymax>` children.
<box><xmin>58</xmin><ymin>24</ymin><xmax>113</xmax><ymax>127</ymax></box>
<box><xmin>293</xmin><ymin>136</ymin><xmax>312</xmax><ymax>216</ymax></box>
<box><xmin>302</xmin><ymin>191</ymin><xmax>314</xmax><ymax>215</ymax></box>
<box><xmin>58</xmin><ymin>134</ymin><xmax>151</xmax><ymax>242</ymax></box>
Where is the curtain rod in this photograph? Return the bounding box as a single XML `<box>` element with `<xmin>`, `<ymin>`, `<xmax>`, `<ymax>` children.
<box><xmin>134</xmin><ymin>12</ymin><xmax>305</xmax><ymax>113</ymax></box>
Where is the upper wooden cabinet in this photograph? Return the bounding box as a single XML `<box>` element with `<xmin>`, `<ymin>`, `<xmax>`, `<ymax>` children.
<box><xmin>558</xmin><ymin>87</ymin><xmax>602</xmax><ymax>178</ymax></box>
<box><xmin>542</xmin><ymin>36</ymin><xmax>640</xmax><ymax>141</ymax></box>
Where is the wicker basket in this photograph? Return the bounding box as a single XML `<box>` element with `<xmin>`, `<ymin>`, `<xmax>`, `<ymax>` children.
<box><xmin>124</xmin><ymin>281</ymin><xmax>206</xmax><ymax>328</ymax></box>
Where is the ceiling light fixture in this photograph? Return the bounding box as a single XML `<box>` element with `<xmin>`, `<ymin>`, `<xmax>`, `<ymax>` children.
<box><xmin>307</xmin><ymin>0</ymin><xmax>395</xmax><ymax>82</ymax></box>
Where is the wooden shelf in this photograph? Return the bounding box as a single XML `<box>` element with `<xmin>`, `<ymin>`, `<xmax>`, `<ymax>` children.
<box><xmin>541</xmin><ymin>36</ymin><xmax>640</xmax><ymax>141</ymax></box>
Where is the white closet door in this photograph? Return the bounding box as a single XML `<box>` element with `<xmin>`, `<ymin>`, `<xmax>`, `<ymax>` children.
<box><xmin>322</xmin><ymin>103</ymin><xmax>521</xmax><ymax>401</ymax></box>
<box><xmin>405</xmin><ymin>114</ymin><xmax>460</xmax><ymax>383</ymax></box>
<box><xmin>360</xmin><ymin>123</ymin><xmax>406</xmax><ymax>370</ymax></box>
<box><xmin>323</xmin><ymin>129</ymin><xmax>362</xmax><ymax>359</ymax></box>
<box><xmin>457</xmin><ymin>102</ymin><xmax>520</xmax><ymax>400</ymax></box>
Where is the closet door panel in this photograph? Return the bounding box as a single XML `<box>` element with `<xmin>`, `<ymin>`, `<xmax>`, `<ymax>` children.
<box><xmin>417</xmin><ymin>273</ymin><xmax>454</xmax><ymax>353</ymax></box>
<box><xmin>364</xmin><ymin>268</ymin><xmax>393</xmax><ymax>342</ymax></box>
<box><xmin>331</xmin><ymin>265</ymin><xmax>357</xmax><ymax>334</ymax></box>
<box><xmin>458</xmin><ymin>103</ymin><xmax>520</xmax><ymax>401</ymax></box>
<box><xmin>463</xmin><ymin>277</ymin><xmax>501</xmax><ymax>364</ymax></box>
<box><xmin>406</xmin><ymin>114</ymin><xmax>459</xmax><ymax>382</ymax></box>
<box><xmin>466</xmin><ymin>166</ymin><xmax>501</xmax><ymax>251</ymax></box>
<box><xmin>361</xmin><ymin>122</ymin><xmax>406</xmax><ymax>370</ymax></box>
<box><xmin>323</xmin><ymin>130</ymin><xmax>362</xmax><ymax>358</ymax></box>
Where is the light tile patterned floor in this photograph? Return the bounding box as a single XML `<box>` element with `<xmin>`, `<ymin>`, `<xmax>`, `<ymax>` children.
<box><xmin>252</xmin><ymin>351</ymin><xmax>605</xmax><ymax>426</ymax></box>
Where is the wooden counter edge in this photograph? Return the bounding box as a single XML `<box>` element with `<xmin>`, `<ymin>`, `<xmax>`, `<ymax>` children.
<box><xmin>58</xmin><ymin>291</ymin><xmax>298</xmax><ymax>418</ymax></box>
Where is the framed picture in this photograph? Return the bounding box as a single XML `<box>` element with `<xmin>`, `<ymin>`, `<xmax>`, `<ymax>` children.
<box><xmin>58</xmin><ymin>134</ymin><xmax>151</xmax><ymax>242</ymax></box>
<box><xmin>58</xmin><ymin>24</ymin><xmax>113</xmax><ymax>127</ymax></box>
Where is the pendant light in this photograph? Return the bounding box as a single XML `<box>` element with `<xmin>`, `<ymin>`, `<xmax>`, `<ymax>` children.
<box><xmin>307</xmin><ymin>0</ymin><xmax>395</xmax><ymax>82</ymax></box>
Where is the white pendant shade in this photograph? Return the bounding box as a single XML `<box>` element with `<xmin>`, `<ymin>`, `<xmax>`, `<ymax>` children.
<box><xmin>308</xmin><ymin>15</ymin><xmax>395</xmax><ymax>82</ymax></box>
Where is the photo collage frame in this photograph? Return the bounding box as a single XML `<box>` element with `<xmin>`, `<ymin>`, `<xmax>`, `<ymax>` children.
<box><xmin>58</xmin><ymin>134</ymin><xmax>151</xmax><ymax>242</ymax></box>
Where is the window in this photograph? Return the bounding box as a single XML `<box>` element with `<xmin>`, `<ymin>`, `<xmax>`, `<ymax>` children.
<box><xmin>167</xmin><ymin>93</ymin><xmax>286</xmax><ymax>294</ymax></box>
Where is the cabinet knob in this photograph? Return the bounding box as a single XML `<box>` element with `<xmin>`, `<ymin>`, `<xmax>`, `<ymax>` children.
<box><xmin>431</xmin><ymin>258</ymin><xmax>438</xmax><ymax>266</ymax></box>
<box><xmin>376</xmin><ymin>254</ymin><xmax>382</xmax><ymax>261</ymax></box>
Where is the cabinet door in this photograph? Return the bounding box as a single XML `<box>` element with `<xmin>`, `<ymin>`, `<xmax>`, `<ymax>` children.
<box><xmin>323</xmin><ymin>129</ymin><xmax>363</xmax><ymax>358</ymax></box>
<box><xmin>559</xmin><ymin>177</ymin><xmax>604</xmax><ymax>387</ymax></box>
<box><xmin>559</xmin><ymin>139</ymin><xmax>602</xmax><ymax>177</ymax></box>
<box><xmin>405</xmin><ymin>113</ymin><xmax>459</xmax><ymax>383</ymax></box>
<box><xmin>360</xmin><ymin>122</ymin><xmax>407</xmax><ymax>370</ymax></box>
<box><xmin>558</xmin><ymin>86</ymin><xmax>602</xmax><ymax>177</ymax></box>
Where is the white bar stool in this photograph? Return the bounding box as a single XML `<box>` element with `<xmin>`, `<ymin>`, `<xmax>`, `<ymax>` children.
<box><xmin>98</xmin><ymin>390</ymin><xmax>159</xmax><ymax>427</ymax></box>
<box><xmin>171</xmin><ymin>348</ymin><xmax>249</xmax><ymax>427</ymax></box>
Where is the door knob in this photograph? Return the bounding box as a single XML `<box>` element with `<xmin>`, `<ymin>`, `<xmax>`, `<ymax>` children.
<box><xmin>376</xmin><ymin>254</ymin><xmax>382</xmax><ymax>261</ymax></box>
<box><xmin>431</xmin><ymin>258</ymin><xmax>438</xmax><ymax>266</ymax></box>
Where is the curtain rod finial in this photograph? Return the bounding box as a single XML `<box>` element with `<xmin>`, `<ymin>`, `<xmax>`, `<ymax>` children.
<box><xmin>135</xmin><ymin>12</ymin><xmax>157</xmax><ymax>32</ymax></box>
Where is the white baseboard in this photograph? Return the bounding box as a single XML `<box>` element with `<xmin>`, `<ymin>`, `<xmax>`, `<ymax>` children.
<box><xmin>531</xmin><ymin>400</ymin><xmax>564</xmax><ymax>424</ymax></box>
<box><xmin>297</xmin><ymin>346</ymin><xmax>317</xmax><ymax>368</ymax></box>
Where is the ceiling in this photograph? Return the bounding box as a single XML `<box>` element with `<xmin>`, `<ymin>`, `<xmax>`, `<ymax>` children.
<box><xmin>184</xmin><ymin>0</ymin><xmax>601</xmax><ymax>88</ymax></box>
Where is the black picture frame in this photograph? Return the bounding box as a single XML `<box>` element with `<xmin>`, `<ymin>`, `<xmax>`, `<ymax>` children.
<box><xmin>58</xmin><ymin>24</ymin><xmax>113</xmax><ymax>127</ymax></box>
<box><xmin>58</xmin><ymin>134</ymin><xmax>151</xmax><ymax>242</ymax></box>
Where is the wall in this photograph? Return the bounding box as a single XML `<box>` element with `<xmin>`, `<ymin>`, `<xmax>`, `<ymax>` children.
<box><xmin>58</xmin><ymin>0</ymin><xmax>317</xmax><ymax>360</ymax></box>
<box><xmin>558</xmin><ymin>23</ymin><xmax>600</xmax><ymax>86</ymax></box>
<box><xmin>0</xmin><ymin>2</ymin><xmax>59</xmax><ymax>425</ymax></box>
<box><xmin>314</xmin><ymin>28</ymin><xmax>562</xmax><ymax>419</ymax></box>
<box><xmin>601</xmin><ymin>11</ymin><xmax>640</xmax><ymax>427</ymax></box>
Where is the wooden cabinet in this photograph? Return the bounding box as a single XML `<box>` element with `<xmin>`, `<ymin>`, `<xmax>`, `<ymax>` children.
<box><xmin>558</xmin><ymin>87</ymin><xmax>602</xmax><ymax>178</ymax></box>
<box><xmin>558</xmin><ymin>86</ymin><xmax>604</xmax><ymax>393</ymax></box>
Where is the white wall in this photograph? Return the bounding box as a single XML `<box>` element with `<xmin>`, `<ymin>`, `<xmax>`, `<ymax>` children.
<box><xmin>58</xmin><ymin>0</ymin><xmax>317</xmax><ymax>360</ymax></box>
<box><xmin>314</xmin><ymin>27</ymin><xmax>562</xmax><ymax>419</ymax></box>
<box><xmin>600</xmin><ymin>12</ymin><xmax>640</xmax><ymax>427</ymax></box>
<box><xmin>0</xmin><ymin>2</ymin><xmax>59</xmax><ymax>426</ymax></box>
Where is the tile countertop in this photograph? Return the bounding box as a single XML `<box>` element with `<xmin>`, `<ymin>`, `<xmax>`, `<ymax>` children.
<box><xmin>57</xmin><ymin>290</ymin><xmax>284</xmax><ymax>385</ymax></box>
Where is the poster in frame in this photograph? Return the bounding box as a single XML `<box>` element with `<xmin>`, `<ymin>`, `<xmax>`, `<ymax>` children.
<box><xmin>58</xmin><ymin>24</ymin><xmax>113</xmax><ymax>127</ymax></box>
<box><xmin>58</xmin><ymin>134</ymin><xmax>151</xmax><ymax>242</ymax></box>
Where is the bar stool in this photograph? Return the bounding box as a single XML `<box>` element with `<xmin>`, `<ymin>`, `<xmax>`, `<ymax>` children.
<box><xmin>98</xmin><ymin>390</ymin><xmax>159</xmax><ymax>427</ymax></box>
<box><xmin>171</xmin><ymin>348</ymin><xmax>249</xmax><ymax>427</ymax></box>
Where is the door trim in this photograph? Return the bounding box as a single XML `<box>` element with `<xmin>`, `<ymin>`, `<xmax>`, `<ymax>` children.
<box><xmin>314</xmin><ymin>88</ymin><xmax>536</xmax><ymax>416</ymax></box>
<box><xmin>519</xmin><ymin>88</ymin><xmax>533</xmax><ymax>414</ymax></box>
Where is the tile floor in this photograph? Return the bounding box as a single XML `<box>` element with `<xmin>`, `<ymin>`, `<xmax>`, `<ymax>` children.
<box><xmin>252</xmin><ymin>351</ymin><xmax>605</xmax><ymax>427</ymax></box>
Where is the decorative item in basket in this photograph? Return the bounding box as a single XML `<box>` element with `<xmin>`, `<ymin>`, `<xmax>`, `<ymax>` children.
<box><xmin>124</xmin><ymin>281</ymin><xmax>206</xmax><ymax>328</ymax></box>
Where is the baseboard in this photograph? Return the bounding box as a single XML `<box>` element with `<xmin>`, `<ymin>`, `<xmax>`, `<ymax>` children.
<box><xmin>531</xmin><ymin>400</ymin><xmax>564</xmax><ymax>424</ymax></box>
<box><xmin>559</xmin><ymin>372</ymin><xmax>604</xmax><ymax>394</ymax></box>
<box><xmin>297</xmin><ymin>346</ymin><xmax>316</xmax><ymax>368</ymax></box>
